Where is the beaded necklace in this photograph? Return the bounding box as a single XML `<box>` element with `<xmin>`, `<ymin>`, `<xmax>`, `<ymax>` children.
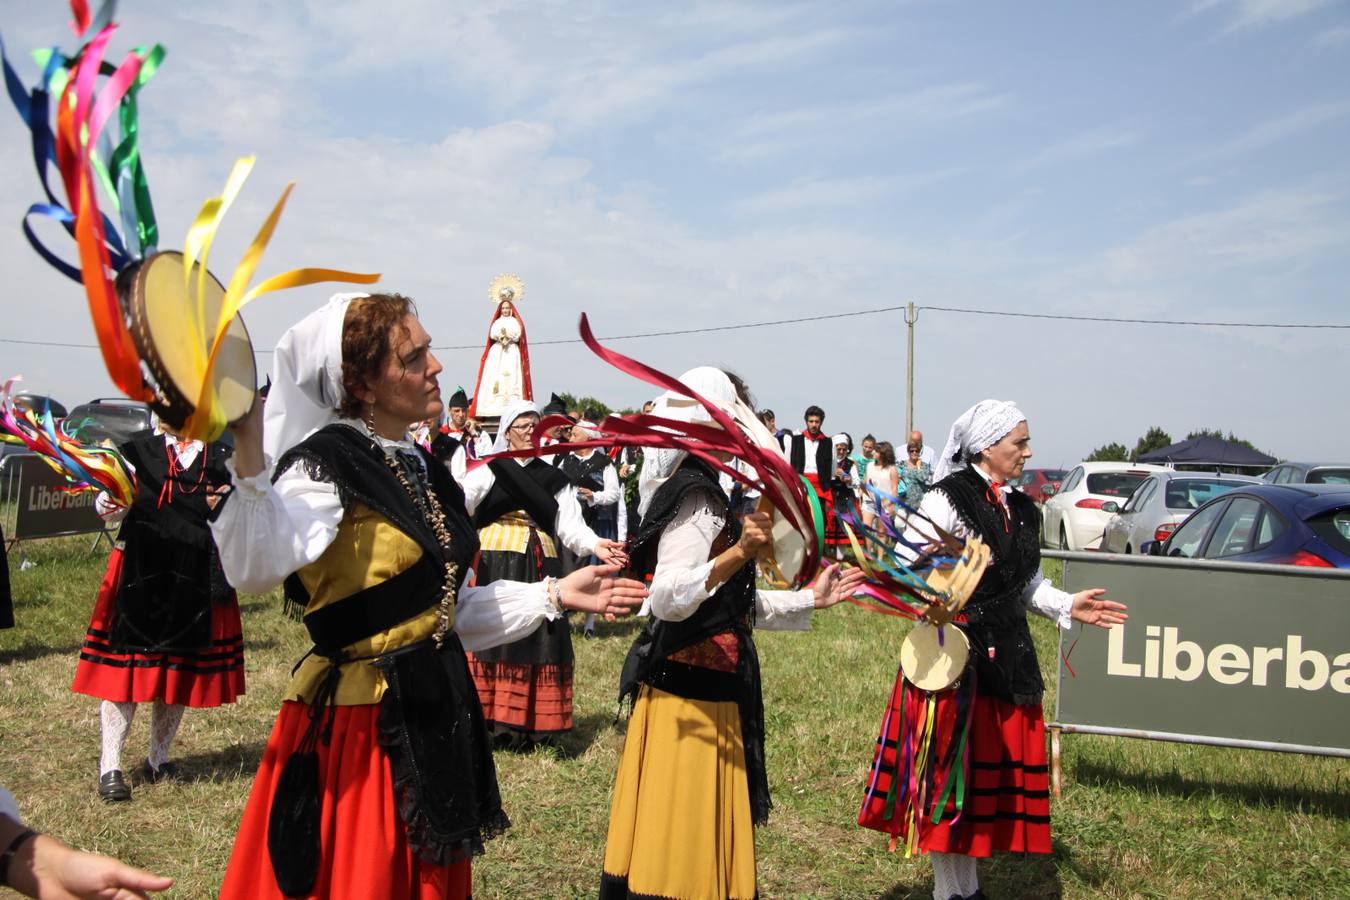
<box><xmin>381</xmin><ymin>444</ymin><xmax>460</xmax><ymax>649</ymax></box>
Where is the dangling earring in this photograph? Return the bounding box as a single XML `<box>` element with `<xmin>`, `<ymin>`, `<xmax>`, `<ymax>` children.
<box><xmin>364</xmin><ymin>403</ymin><xmax>378</xmax><ymax>436</ymax></box>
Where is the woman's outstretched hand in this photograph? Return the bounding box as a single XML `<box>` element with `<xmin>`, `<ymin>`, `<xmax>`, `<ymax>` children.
<box><xmin>1070</xmin><ymin>588</ymin><xmax>1128</xmax><ymax>628</ymax></box>
<box><xmin>559</xmin><ymin>564</ymin><xmax>648</xmax><ymax>617</ymax></box>
<box><xmin>811</xmin><ymin>563</ymin><xmax>868</xmax><ymax>609</ymax></box>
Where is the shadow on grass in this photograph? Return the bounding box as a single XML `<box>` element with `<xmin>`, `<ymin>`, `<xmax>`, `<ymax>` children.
<box><xmin>1074</xmin><ymin>760</ymin><xmax>1350</xmax><ymax>818</ymax></box>
<box><xmin>0</xmin><ymin>639</ymin><xmax>83</xmax><ymax>665</ymax></box>
<box><xmin>502</xmin><ymin>712</ymin><xmax>617</xmax><ymax>760</ymax></box>
<box><xmin>877</xmin><ymin>845</ymin><xmax>1070</xmax><ymax>899</ymax></box>
<box><xmin>170</xmin><ymin>740</ymin><xmax>268</xmax><ymax>784</ymax></box>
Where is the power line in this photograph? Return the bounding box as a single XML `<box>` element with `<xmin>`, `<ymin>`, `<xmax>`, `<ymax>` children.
<box><xmin>2</xmin><ymin>302</ymin><xmax>1346</xmax><ymax>353</ymax></box>
<box><xmin>921</xmin><ymin>305</ymin><xmax>1350</xmax><ymax>329</ymax></box>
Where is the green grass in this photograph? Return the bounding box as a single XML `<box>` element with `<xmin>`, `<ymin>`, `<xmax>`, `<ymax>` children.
<box><xmin>1</xmin><ymin>546</ymin><xmax>1346</xmax><ymax>898</ymax></box>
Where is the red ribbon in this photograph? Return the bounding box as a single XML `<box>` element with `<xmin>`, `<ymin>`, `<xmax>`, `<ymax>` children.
<box><xmin>480</xmin><ymin>314</ymin><xmax>821</xmax><ymax>585</ymax></box>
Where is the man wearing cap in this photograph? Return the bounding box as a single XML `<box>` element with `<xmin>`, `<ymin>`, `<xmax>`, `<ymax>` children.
<box><xmin>437</xmin><ymin>387</ymin><xmax>493</xmax><ymax>482</ymax></box>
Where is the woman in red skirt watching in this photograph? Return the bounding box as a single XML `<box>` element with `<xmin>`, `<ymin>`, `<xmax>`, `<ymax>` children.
<box><xmin>209</xmin><ymin>293</ymin><xmax>644</xmax><ymax>899</ymax></box>
<box><xmin>858</xmin><ymin>399</ymin><xmax>1127</xmax><ymax>900</ymax></box>
<box><xmin>71</xmin><ymin>425</ymin><xmax>242</xmax><ymax>801</ymax></box>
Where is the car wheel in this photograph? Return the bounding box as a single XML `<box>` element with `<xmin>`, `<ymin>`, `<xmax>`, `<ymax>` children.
<box><xmin>1059</xmin><ymin>524</ymin><xmax>1069</xmax><ymax>551</ymax></box>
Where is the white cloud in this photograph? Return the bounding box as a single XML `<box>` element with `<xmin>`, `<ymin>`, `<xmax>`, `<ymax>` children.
<box><xmin>1197</xmin><ymin>100</ymin><xmax>1350</xmax><ymax>160</ymax></box>
<box><xmin>731</xmin><ymin>169</ymin><xmax>964</xmax><ymax>216</ymax></box>
<box><xmin>1180</xmin><ymin>0</ymin><xmax>1334</xmax><ymax>33</ymax></box>
<box><xmin>1012</xmin><ymin>127</ymin><xmax>1139</xmax><ymax>173</ymax></box>
<box><xmin>1312</xmin><ymin>25</ymin><xmax>1350</xmax><ymax>49</ymax></box>
<box><xmin>718</xmin><ymin>83</ymin><xmax>1008</xmax><ymax>163</ymax></box>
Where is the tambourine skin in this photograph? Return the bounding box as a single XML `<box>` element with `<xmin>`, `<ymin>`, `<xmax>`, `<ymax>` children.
<box><xmin>900</xmin><ymin>621</ymin><xmax>971</xmax><ymax>692</ymax></box>
<box><xmin>755</xmin><ymin>494</ymin><xmax>807</xmax><ymax>589</ymax></box>
<box><xmin>128</xmin><ymin>251</ymin><xmax>257</xmax><ymax>431</ymax></box>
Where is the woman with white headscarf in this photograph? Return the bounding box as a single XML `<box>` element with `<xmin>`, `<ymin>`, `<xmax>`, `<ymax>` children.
<box><xmin>858</xmin><ymin>400</ymin><xmax>1126</xmax><ymax>900</ymax></box>
<box><xmin>460</xmin><ymin>400</ymin><xmax>627</xmax><ymax>744</ymax></box>
<box><xmin>600</xmin><ymin>367</ymin><xmax>865</xmax><ymax>900</ymax></box>
<box><xmin>209</xmin><ymin>293</ymin><xmax>646</xmax><ymax>900</ymax></box>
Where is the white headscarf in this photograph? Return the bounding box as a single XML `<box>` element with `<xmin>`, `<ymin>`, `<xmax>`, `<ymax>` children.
<box><xmin>934</xmin><ymin>402</ymin><xmax>1026</xmax><ymax>485</ymax></box>
<box><xmin>637</xmin><ymin>366</ymin><xmax>738</xmax><ymax>517</ymax></box>
<box><xmin>933</xmin><ymin>399</ymin><xmax>1027</xmax><ymax>482</ymax></box>
<box><xmin>489</xmin><ymin>399</ymin><xmax>540</xmax><ymax>455</ymax></box>
<box><xmin>832</xmin><ymin>433</ymin><xmax>850</xmax><ymax>449</ymax></box>
<box><xmin>263</xmin><ymin>292</ymin><xmax>368</xmax><ymax>467</ymax></box>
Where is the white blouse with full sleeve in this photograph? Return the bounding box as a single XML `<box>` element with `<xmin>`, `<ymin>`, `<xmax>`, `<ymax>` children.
<box><xmin>571</xmin><ymin>454</ymin><xmax>620</xmax><ymax>508</ymax></box>
<box><xmin>898</xmin><ymin>466</ymin><xmax>1074</xmax><ymax>629</ymax></box>
<box><xmin>460</xmin><ymin>459</ymin><xmax>603</xmax><ymax>557</ymax></box>
<box><xmin>209</xmin><ymin>425</ymin><xmax>558</xmax><ymax>654</ymax></box>
<box><xmin>645</xmin><ymin>487</ymin><xmax>816</xmax><ymax>630</ymax></box>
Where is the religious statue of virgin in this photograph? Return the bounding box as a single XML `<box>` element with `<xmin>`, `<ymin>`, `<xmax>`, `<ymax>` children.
<box><xmin>469</xmin><ymin>273</ymin><xmax>533</xmax><ymax>419</ymax></box>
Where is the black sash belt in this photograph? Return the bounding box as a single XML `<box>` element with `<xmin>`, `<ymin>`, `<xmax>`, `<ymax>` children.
<box><xmin>290</xmin><ymin>554</ymin><xmax>443</xmax><ymax>654</ymax></box>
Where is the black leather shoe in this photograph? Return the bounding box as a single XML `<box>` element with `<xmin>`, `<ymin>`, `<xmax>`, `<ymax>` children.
<box><xmin>141</xmin><ymin>760</ymin><xmax>179</xmax><ymax>783</ymax></box>
<box><xmin>98</xmin><ymin>770</ymin><xmax>131</xmax><ymax>801</ymax></box>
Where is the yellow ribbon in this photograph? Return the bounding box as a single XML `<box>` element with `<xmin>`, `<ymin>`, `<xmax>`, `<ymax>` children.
<box><xmin>179</xmin><ymin>162</ymin><xmax>380</xmax><ymax>440</ymax></box>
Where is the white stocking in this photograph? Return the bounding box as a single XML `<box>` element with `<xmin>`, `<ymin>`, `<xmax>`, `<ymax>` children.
<box><xmin>931</xmin><ymin>851</ymin><xmax>979</xmax><ymax>900</ymax></box>
<box><xmin>147</xmin><ymin>700</ymin><xmax>185</xmax><ymax>770</ymax></box>
<box><xmin>583</xmin><ymin>613</ymin><xmax>596</xmax><ymax>632</ymax></box>
<box><xmin>99</xmin><ymin>700</ymin><xmax>136</xmax><ymax>776</ymax></box>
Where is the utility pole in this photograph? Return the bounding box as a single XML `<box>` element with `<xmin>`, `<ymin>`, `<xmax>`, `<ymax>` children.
<box><xmin>905</xmin><ymin>302</ymin><xmax>917</xmax><ymax>435</ymax></box>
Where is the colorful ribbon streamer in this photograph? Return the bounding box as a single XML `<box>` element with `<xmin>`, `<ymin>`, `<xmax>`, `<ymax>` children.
<box><xmin>481</xmin><ymin>314</ymin><xmax>824</xmax><ymax>586</ymax></box>
<box><xmin>4</xmin><ymin>4</ymin><xmax>381</xmax><ymax>442</ymax></box>
<box><xmin>0</xmin><ymin>376</ymin><xmax>136</xmax><ymax>507</ymax></box>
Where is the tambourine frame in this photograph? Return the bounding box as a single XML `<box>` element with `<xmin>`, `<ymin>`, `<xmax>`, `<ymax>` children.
<box><xmin>898</xmin><ymin>537</ymin><xmax>990</xmax><ymax>692</ymax></box>
<box><xmin>126</xmin><ymin>251</ymin><xmax>257</xmax><ymax>431</ymax></box>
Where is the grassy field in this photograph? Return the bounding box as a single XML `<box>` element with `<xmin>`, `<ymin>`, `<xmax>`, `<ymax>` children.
<box><xmin>1</xmin><ymin>536</ymin><xmax>1347</xmax><ymax>898</ymax></box>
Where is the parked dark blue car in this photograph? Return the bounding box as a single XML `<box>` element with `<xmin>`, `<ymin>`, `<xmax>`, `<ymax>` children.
<box><xmin>1145</xmin><ymin>484</ymin><xmax>1350</xmax><ymax>568</ymax></box>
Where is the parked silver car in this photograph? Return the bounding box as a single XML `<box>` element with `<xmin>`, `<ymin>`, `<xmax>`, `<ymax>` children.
<box><xmin>1100</xmin><ymin>471</ymin><xmax>1262</xmax><ymax>554</ymax></box>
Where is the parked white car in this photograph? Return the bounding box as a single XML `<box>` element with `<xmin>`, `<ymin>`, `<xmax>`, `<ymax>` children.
<box><xmin>1042</xmin><ymin>461</ymin><xmax>1168</xmax><ymax>550</ymax></box>
<box><xmin>1099</xmin><ymin>471</ymin><xmax>1262</xmax><ymax>554</ymax></box>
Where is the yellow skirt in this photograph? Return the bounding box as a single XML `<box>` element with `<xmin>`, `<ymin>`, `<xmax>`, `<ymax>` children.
<box><xmin>600</xmin><ymin>684</ymin><xmax>757</xmax><ymax>900</ymax></box>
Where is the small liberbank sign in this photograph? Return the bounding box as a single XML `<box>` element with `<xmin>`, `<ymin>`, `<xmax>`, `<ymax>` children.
<box><xmin>1052</xmin><ymin>552</ymin><xmax>1350</xmax><ymax>757</ymax></box>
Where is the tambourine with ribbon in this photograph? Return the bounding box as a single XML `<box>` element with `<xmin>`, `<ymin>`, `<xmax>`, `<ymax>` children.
<box><xmin>897</xmin><ymin>537</ymin><xmax>989</xmax><ymax>692</ymax></box>
<box><xmin>3</xmin><ymin>5</ymin><xmax>380</xmax><ymax>441</ymax></box>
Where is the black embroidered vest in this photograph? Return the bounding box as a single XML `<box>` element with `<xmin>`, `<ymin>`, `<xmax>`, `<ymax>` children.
<box><xmin>934</xmin><ymin>465</ymin><xmax>1046</xmax><ymax>705</ymax></box>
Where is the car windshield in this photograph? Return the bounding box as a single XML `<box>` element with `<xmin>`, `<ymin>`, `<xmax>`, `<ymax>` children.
<box><xmin>63</xmin><ymin>406</ymin><xmax>150</xmax><ymax>445</ymax></box>
<box><xmin>1163</xmin><ymin>479</ymin><xmax>1247</xmax><ymax>511</ymax></box>
<box><xmin>1308</xmin><ymin>468</ymin><xmax>1350</xmax><ymax>485</ymax></box>
<box><xmin>1308</xmin><ymin>509</ymin><xmax>1350</xmax><ymax>555</ymax></box>
<box><xmin>1086</xmin><ymin>472</ymin><xmax>1148</xmax><ymax>497</ymax></box>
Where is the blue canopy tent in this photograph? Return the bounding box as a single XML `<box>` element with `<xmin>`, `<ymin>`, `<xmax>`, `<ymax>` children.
<box><xmin>1138</xmin><ymin>436</ymin><xmax>1276</xmax><ymax>470</ymax></box>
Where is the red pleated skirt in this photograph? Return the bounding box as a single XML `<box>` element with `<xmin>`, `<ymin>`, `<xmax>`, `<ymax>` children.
<box><xmin>466</xmin><ymin>657</ymin><xmax>573</xmax><ymax>736</ymax></box>
<box><xmin>71</xmin><ymin>547</ymin><xmax>245</xmax><ymax>707</ymax></box>
<box><xmin>219</xmin><ymin>700</ymin><xmax>472</xmax><ymax>900</ymax></box>
<box><xmin>859</xmin><ymin>677</ymin><xmax>1052</xmax><ymax>857</ymax></box>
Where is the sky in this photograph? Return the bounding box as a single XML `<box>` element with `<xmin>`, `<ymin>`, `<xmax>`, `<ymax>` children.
<box><xmin>1</xmin><ymin>0</ymin><xmax>1347</xmax><ymax>467</ymax></box>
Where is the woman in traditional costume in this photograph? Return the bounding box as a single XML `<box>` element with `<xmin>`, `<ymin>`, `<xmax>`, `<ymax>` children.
<box><xmin>858</xmin><ymin>400</ymin><xmax>1127</xmax><ymax>900</ymax></box>
<box><xmin>558</xmin><ymin>422</ymin><xmax>622</xmax><ymax>638</ymax></box>
<box><xmin>70</xmin><ymin>424</ymin><xmax>242</xmax><ymax>802</ymax></box>
<box><xmin>468</xmin><ymin>275</ymin><xmax>532</xmax><ymax>419</ymax></box>
<box><xmin>210</xmin><ymin>293</ymin><xmax>644</xmax><ymax>900</ymax></box>
<box><xmin>462</xmin><ymin>400</ymin><xmax>627</xmax><ymax>742</ymax></box>
<box><xmin>600</xmin><ymin>367</ymin><xmax>864</xmax><ymax>900</ymax></box>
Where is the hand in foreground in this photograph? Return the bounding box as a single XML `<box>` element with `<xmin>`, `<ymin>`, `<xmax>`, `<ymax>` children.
<box><xmin>593</xmin><ymin>539</ymin><xmax>629</xmax><ymax>567</ymax></box>
<box><xmin>810</xmin><ymin>563</ymin><xmax>868</xmax><ymax>609</ymax></box>
<box><xmin>10</xmin><ymin>833</ymin><xmax>174</xmax><ymax>899</ymax></box>
<box><xmin>737</xmin><ymin>511</ymin><xmax>772</xmax><ymax>557</ymax></box>
<box><xmin>559</xmin><ymin>564</ymin><xmax>647</xmax><ymax>617</ymax></box>
<box><xmin>1070</xmin><ymin>588</ymin><xmax>1128</xmax><ymax>628</ymax></box>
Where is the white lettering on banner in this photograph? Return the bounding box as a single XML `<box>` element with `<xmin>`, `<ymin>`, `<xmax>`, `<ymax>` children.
<box><xmin>1106</xmin><ymin>625</ymin><xmax>1350</xmax><ymax>694</ymax></box>
<box><xmin>25</xmin><ymin>485</ymin><xmax>97</xmax><ymax>512</ymax></box>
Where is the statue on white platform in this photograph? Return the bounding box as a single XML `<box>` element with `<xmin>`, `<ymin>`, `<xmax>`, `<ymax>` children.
<box><xmin>469</xmin><ymin>273</ymin><xmax>533</xmax><ymax>419</ymax></box>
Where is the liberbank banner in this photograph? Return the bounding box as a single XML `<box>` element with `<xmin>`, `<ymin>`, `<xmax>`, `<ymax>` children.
<box><xmin>1052</xmin><ymin>551</ymin><xmax>1350</xmax><ymax>757</ymax></box>
<box><xmin>12</xmin><ymin>454</ymin><xmax>108</xmax><ymax>540</ymax></box>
